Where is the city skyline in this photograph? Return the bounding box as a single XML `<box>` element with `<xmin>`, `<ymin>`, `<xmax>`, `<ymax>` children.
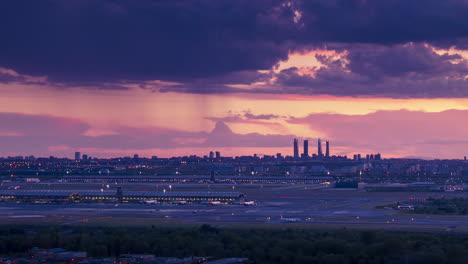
<box><xmin>1</xmin><ymin>1</ymin><xmax>467</xmax><ymax>258</ymax></box>
<box><xmin>0</xmin><ymin>1</ymin><xmax>467</xmax><ymax>159</ymax></box>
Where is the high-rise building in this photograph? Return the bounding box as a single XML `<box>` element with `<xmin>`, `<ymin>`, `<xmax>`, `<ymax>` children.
<box><xmin>82</xmin><ymin>154</ymin><xmax>88</xmax><ymax>161</ymax></box>
<box><xmin>317</xmin><ymin>139</ymin><xmax>323</xmax><ymax>157</ymax></box>
<box><xmin>209</xmin><ymin>151</ymin><xmax>214</xmax><ymax>159</ymax></box>
<box><xmin>293</xmin><ymin>138</ymin><xmax>299</xmax><ymax>158</ymax></box>
<box><xmin>303</xmin><ymin>140</ymin><xmax>309</xmax><ymax>157</ymax></box>
<box><xmin>74</xmin><ymin>152</ymin><xmax>81</xmax><ymax>161</ymax></box>
<box><xmin>325</xmin><ymin>140</ymin><xmax>330</xmax><ymax>157</ymax></box>
<box><xmin>215</xmin><ymin>151</ymin><xmax>221</xmax><ymax>159</ymax></box>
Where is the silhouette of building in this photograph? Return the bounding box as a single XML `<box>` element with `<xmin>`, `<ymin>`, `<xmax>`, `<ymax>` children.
<box><xmin>375</xmin><ymin>153</ymin><xmax>382</xmax><ymax>160</ymax></box>
<box><xmin>317</xmin><ymin>139</ymin><xmax>323</xmax><ymax>157</ymax></box>
<box><xmin>303</xmin><ymin>140</ymin><xmax>309</xmax><ymax>157</ymax></box>
<box><xmin>209</xmin><ymin>151</ymin><xmax>214</xmax><ymax>159</ymax></box>
<box><xmin>82</xmin><ymin>154</ymin><xmax>88</xmax><ymax>161</ymax></box>
<box><xmin>293</xmin><ymin>138</ymin><xmax>299</xmax><ymax>158</ymax></box>
<box><xmin>74</xmin><ymin>152</ymin><xmax>81</xmax><ymax>161</ymax></box>
<box><xmin>325</xmin><ymin>140</ymin><xmax>330</xmax><ymax>157</ymax></box>
<box><xmin>215</xmin><ymin>151</ymin><xmax>221</xmax><ymax>159</ymax></box>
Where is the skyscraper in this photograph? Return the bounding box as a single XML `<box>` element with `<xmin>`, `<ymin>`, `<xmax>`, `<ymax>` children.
<box><xmin>317</xmin><ymin>139</ymin><xmax>323</xmax><ymax>157</ymax></box>
<box><xmin>303</xmin><ymin>140</ymin><xmax>309</xmax><ymax>157</ymax></box>
<box><xmin>209</xmin><ymin>151</ymin><xmax>214</xmax><ymax>159</ymax></box>
<box><xmin>325</xmin><ymin>140</ymin><xmax>330</xmax><ymax>157</ymax></box>
<box><xmin>74</xmin><ymin>152</ymin><xmax>81</xmax><ymax>161</ymax></box>
<box><xmin>293</xmin><ymin>138</ymin><xmax>299</xmax><ymax>158</ymax></box>
<box><xmin>215</xmin><ymin>151</ymin><xmax>221</xmax><ymax>159</ymax></box>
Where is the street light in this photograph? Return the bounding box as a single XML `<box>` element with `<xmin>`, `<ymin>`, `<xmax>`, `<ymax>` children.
<box><xmin>169</xmin><ymin>185</ymin><xmax>172</xmax><ymax>192</ymax></box>
<box><xmin>163</xmin><ymin>189</ymin><xmax>166</xmax><ymax>194</ymax></box>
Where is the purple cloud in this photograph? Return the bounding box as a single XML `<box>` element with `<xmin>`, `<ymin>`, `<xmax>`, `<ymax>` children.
<box><xmin>275</xmin><ymin>43</ymin><xmax>468</xmax><ymax>98</ymax></box>
<box><xmin>0</xmin><ymin>113</ymin><xmax>294</xmax><ymax>156</ymax></box>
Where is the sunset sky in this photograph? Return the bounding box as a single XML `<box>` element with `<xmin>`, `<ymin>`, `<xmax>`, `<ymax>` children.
<box><xmin>1</xmin><ymin>0</ymin><xmax>467</xmax><ymax>159</ymax></box>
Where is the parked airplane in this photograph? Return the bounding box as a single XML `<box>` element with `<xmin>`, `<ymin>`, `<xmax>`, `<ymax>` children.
<box><xmin>280</xmin><ymin>215</ymin><xmax>302</xmax><ymax>222</ymax></box>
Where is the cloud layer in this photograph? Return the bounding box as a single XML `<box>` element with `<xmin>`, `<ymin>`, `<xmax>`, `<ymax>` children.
<box><xmin>0</xmin><ymin>0</ymin><xmax>467</xmax><ymax>98</ymax></box>
<box><xmin>2</xmin><ymin>109</ymin><xmax>468</xmax><ymax>158</ymax></box>
<box><xmin>0</xmin><ymin>113</ymin><xmax>293</xmax><ymax>156</ymax></box>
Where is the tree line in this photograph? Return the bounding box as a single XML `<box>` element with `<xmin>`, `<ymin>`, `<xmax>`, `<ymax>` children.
<box><xmin>0</xmin><ymin>225</ymin><xmax>467</xmax><ymax>264</ymax></box>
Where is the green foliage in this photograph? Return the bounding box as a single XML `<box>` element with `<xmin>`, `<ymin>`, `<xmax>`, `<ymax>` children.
<box><xmin>0</xmin><ymin>226</ymin><xmax>467</xmax><ymax>264</ymax></box>
<box><xmin>412</xmin><ymin>197</ymin><xmax>468</xmax><ymax>215</ymax></box>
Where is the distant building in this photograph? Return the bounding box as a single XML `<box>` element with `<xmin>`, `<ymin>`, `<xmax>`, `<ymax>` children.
<box><xmin>303</xmin><ymin>140</ymin><xmax>309</xmax><ymax>157</ymax></box>
<box><xmin>293</xmin><ymin>138</ymin><xmax>299</xmax><ymax>158</ymax></box>
<box><xmin>325</xmin><ymin>140</ymin><xmax>330</xmax><ymax>157</ymax></box>
<box><xmin>276</xmin><ymin>153</ymin><xmax>282</xmax><ymax>159</ymax></box>
<box><xmin>209</xmin><ymin>151</ymin><xmax>214</xmax><ymax>159</ymax></box>
<box><xmin>82</xmin><ymin>154</ymin><xmax>88</xmax><ymax>161</ymax></box>
<box><xmin>74</xmin><ymin>152</ymin><xmax>81</xmax><ymax>161</ymax></box>
<box><xmin>215</xmin><ymin>151</ymin><xmax>221</xmax><ymax>159</ymax></box>
<box><xmin>133</xmin><ymin>154</ymin><xmax>139</xmax><ymax>160</ymax></box>
<box><xmin>317</xmin><ymin>139</ymin><xmax>323</xmax><ymax>157</ymax></box>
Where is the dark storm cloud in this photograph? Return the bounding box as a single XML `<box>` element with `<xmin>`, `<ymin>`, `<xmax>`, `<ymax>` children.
<box><xmin>0</xmin><ymin>0</ymin><xmax>293</xmax><ymax>83</ymax></box>
<box><xmin>275</xmin><ymin>43</ymin><xmax>468</xmax><ymax>98</ymax></box>
<box><xmin>346</xmin><ymin>44</ymin><xmax>467</xmax><ymax>78</ymax></box>
<box><xmin>0</xmin><ymin>0</ymin><xmax>467</xmax><ymax>97</ymax></box>
<box><xmin>159</xmin><ymin>71</ymin><xmax>273</xmax><ymax>94</ymax></box>
<box><xmin>296</xmin><ymin>0</ymin><xmax>468</xmax><ymax>46</ymax></box>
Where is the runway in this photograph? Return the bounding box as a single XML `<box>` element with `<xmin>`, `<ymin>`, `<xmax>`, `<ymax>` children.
<box><xmin>1</xmin><ymin>183</ymin><xmax>467</xmax><ymax>230</ymax></box>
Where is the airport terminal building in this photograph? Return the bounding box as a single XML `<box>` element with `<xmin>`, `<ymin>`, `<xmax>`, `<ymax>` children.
<box><xmin>60</xmin><ymin>175</ymin><xmax>331</xmax><ymax>184</ymax></box>
<box><xmin>0</xmin><ymin>189</ymin><xmax>243</xmax><ymax>204</ymax></box>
